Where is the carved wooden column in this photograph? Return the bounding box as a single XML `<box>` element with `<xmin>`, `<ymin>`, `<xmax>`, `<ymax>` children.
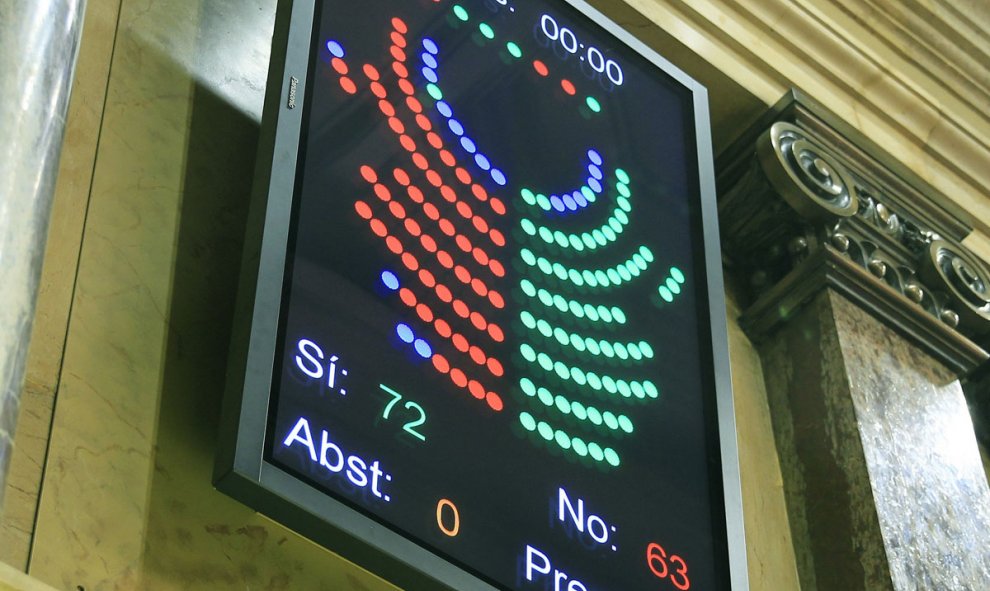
<box><xmin>718</xmin><ymin>91</ymin><xmax>990</xmax><ymax>591</ymax></box>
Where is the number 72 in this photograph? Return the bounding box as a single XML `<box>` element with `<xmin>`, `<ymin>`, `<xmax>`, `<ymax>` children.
<box><xmin>379</xmin><ymin>384</ymin><xmax>427</xmax><ymax>442</ymax></box>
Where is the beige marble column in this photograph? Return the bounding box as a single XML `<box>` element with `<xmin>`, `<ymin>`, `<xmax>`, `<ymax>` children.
<box><xmin>0</xmin><ymin>0</ymin><xmax>86</xmax><ymax>513</ymax></box>
<box><xmin>718</xmin><ymin>91</ymin><xmax>990</xmax><ymax>590</ymax></box>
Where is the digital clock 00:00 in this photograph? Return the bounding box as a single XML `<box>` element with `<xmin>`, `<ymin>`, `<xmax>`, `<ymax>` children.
<box><xmin>538</xmin><ymin>13</ymin><xmax>624</xmax><ymax>85</ymax></box>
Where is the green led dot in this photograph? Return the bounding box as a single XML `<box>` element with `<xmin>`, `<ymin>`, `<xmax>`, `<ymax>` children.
<box><xmin>628</xmin><ymin>344</ymin><xmax>642</xmax><ymax>360</ymax></box>
<box><xmin>617</xmin><ymin>183</ymin><xmax>631</xmax><ymax>198</ymax></box>
<box><xmin>602</xmin><ymin>376</ymin><xmax>617</xmax><ymax>394</ymax></box>
<box><xmin>617</xmin><ymin>265</ymin><xmax>632</xmax><ymax>282</ymax></box>
<box><xmin>521</xmin><ymin>188</ymin><xmax>537</xmax><ymax>205</ymax></box>
<box><xmin>598</xmin><ymin>306</ymin><xmax>613</xmax><ymax>322</ymax></box>
<box><xmin>614</xmin><ymin>343</ymin><xmax>629</xmax><ymax>359</ymax></box>
<box><xmin>615</xmin><ymin>210</ymin><xmax>629</xmax><ymax>225</ymax></box>
<box><xmin>567</xmin><ymin>269</ymin><xmax>583</xmax><ymax>286</ymax></box>
<box><xmin>537</xmin><ymin>421</ymin><xmax>554</xmax><ymax>441</ymax></box>
<box><xmin>536</xmin><ymin>193</ymin><xmax>552</xmax><ymax>211</ymax></box>
<box><xmin>608</xmin><ymin>218</ymin><xmax>622</xmax><ymax>233</ymax></box>
<box><xmin>538</xmin><ymin>387</ymin><xmax>554</xmax><ymax>406</ymax></box>
<box><xmin>569</xmin><ymin>235</ymin><xmax>584</xmax><ymax>250</ymax></box>
<box><xmin>520</xmin><ymin>310</ymin><xmax>537</xmax><ymax>329</ymax></box>
<box><xmin>588</xmin><ymin>442</ymin><xmax>605</xmax><ymax>461</ymax></box>
<box><xmin>617</xmin><ymin>196</ymin><xmax>632</xmax><ymax>212</ymax></box>
<box><xmin>453</xmin><ymin>4</ymin><xmax>470</xmax><ymax>20</ymax></box>
<box><xmin>633</xmin><ymin>254</ymin><xmax>647</xmax><ymax>270</ymax></box>
<box><xmin>615</xmin><ymin>168</ymin><xmax>630</xmax><ymax>184</ymax></box>
<box><xmin>553</xmin><ymin>361</ymin><xmax>569</xmax><ymax>380</ymax></box>
<box><xmin>571</xmin><ymin>437</ymin><xmax>589</xmax><ymax>457</ymax></box>
<box><xmin>592</xmin><ymin>230</ymin><xmax>607</xmax><ymax>246</ymax></box>
<box><xmin>584</xmin><ymin>305</ymin><xmax>600</xmax><ymax>322</ymax></box>
<box><xmin>586</xmin><ymin>96</ymin><xmax>602</xmax><ymax>112</ymax></box>
<box><xmin>612</xmin><ymin>308</ymin><xmax>626</xmax><ymax>323</ymax></box>
<box><xmin>551</xmin><ymin>262</ymin><xmax>567</xmax><ymax>280</ymax></box>
<box><xmin>520</xmin><ymin>343</ymin><xmax>537</xmax><ymax>362</ymax></box>
<box><xmin>427</xmin><ymin>83</ymin><xmax>443</xmax><ymax>100</ymax></box>
<box><xmin>570</xmin><ymin>366</ymin><xmax>586</xmax><ymax>385</ymax></box>
<box><xmin>553</xmin><ymin>231</ymin><xmax>568</xmax><ymax>248</ymax></box>
<box><xmin>521</xmin><ymin>248</ymin><xmax>535</xmax><ymax>265</ymax></box>
<box><xmin>538</xmin><ymin>290</ymin><xmax>554</xmax><ymax>307</ymax></box>
<box><xmin>586</xmin><ymin>372</ymin><xmax>602</xmax><ymax>390</ymax></box>
<box><xmin>631</xmin><ymin>382</ymin><xmax>645</xmax><ymax>399</ymax></box>
<box><xmin>520</xmin><ymin>279</ymin><xmax>536</xmax><ymax>296</ymax></box>
<box><xmin>586</xmin><ymin>406</ymin><xmax>603</xmax><ymax>425</ymax></box>
<box><xmin>581</xmin><ymin>186</ymin><xmax>595</xmax><ymax>202</ymax></box>
<box><xmin>659</xmin><ymin>286</ymin><xmax>674</xmax><ymax>302</ymax></box>
<box><xmin>599</xmin><ymin>340</ymin><xmax>615</xmax><ymax>357</ymax></box>
<box><xmin>618</xmin><ymin>415</ymin><xmax>634</xmax><ymax>433</ymax></box>
<box><xmin>568</xmin><ymin>300</ymin><xmax>584</xmax><ymax>318</ymax></box>
<box><xmin>604</xmin><ymin>448</ymin><xmax>621</xmax><ymax>467</ymax></box>
<box><xmin>536</xmin><ymin>319</ymin><xmax>552</xmax><ymax>338</ymax></box>
<box><xmin>625</xmin><ymin>260</ymin><xmax>640</xmax><ymax>277</ymax></box>
<box><xmin>644</xmin><ymin>381</ymin><xmax>659</xmax><ymax>398</ymax></box>
<box><xmin>617</xmin><ymin>380</ymin><xmax>632</xmax><ymax>398</ymax></box>
<box><xmin>667</xmin><ymin>277</ymin><xmax>681</xmax><ymax>294</ymax></box>
<box><xmin>603</xmin><ymin>412</ymin><xmax>619</xmax><ymax>430</ymax></box>
<box><xmin>571</xmin><ymin>401</ymin><xmax>587</xmax><ymax>419</ymax></box>
<box><xmin>582</xmin><ymin>234</ymin><xmax>596</xmax><ymax>249</ymax></box>
<box><xmin>585</xmin><ymin>339</ymin><xmax>601</xmax><ymax>355</ymax></box>
<box><xmin>605</xmin><ymin>268</ymin><xmax>620</xmax><ymax>285</ymax></box>
<box><xmin>640</xmin><ymin>341</ymin><xmax>654</xmax><ymax>357</ymax></box>
<box><xmin>555</xmin><ymin>395</ymin><xmax>570</xmax><ymax>414</ymax></box>
<box><xmin>570</xmin><ymin>333</ymin><xmax>585</xmax><ymax>351</ymax></box>
<box><xmin>520</xmin><ymin>378</ymin><xmax>537</xmax><ymax>396</ymax></box>
<box><xmin>539</xmin><ymin>227</ymin><xmax>554</xmax><ymax>244</ymax></box>
<box><xmin>506</xmin><ymin>41</ymin><xmax>522</xmax><ymax>57</ymax></box>
<box><xmin>537</xmin><ymin>258</ymin><xmax>552</xmax><ymax>275</ymax></box>
<box><xmin>554</xmin><ymin>430</ymin><xmax>572</xmax><ymax>450</ymax></box>
<box><xmin>520</xmin><ymin>218</ymin><xmax>536</xmax><ymax>235</ymax></box>
<box><xmin>552</xmin><ymin>294</ymin><xmax>568</xmax><ymax>312</ymax></box>
<box><xmin>553</xmin><ymin>327</ymin><xmax>569</xmax><ymax>346</ymax></box>
<box><xmin>520</xmin><ymin>412</ymin><xmax>537</xmax><ymax>431</ymax></box>
<box><xmin>538</xmin><ymin>353</ymin><xmax>553</xmax><ymax>371</ymax></box>
<box><xmin>671</xmin><ymin>267</ymin><xmax>685</xmax><ymax>283</ymax></box>
<box><xmin>478</xmin><ymin>22</ymin><xmax>495</xmax><ymax>39</ymax></box>
<box><xmin>640</xmin><ymin>246</ymin><xmax>654</xmax><ymax>262</ymax></box>
<box><xmin>594</xmin><ymin>270</ymin><xmax>609</xmax><ymax>285</ymax></box>
<box><xmin>582</xmin><ymin>270</ymin><xmax>597</xmax><ymax>287</ymax></box>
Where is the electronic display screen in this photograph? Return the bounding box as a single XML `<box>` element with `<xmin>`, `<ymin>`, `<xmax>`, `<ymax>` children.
<box><xmin>221</xmin><ymin>0</ymin><xmax>738</xmax><ymax>589</ymax></box>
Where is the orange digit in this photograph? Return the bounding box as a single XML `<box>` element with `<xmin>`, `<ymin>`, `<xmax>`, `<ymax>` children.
<box><xmin>436</xmin><ymin>499</ymin><xmax>460</xmax><ymax>537</ymax></box>
<box><xmin>669</xmin><ymin>554</ymin><xmax>690</xmax><ymax>590</ymax></box>
<box><xmin>646</xmin><ymin>542</ymin><xmax>669</xmax><ymax>579</ymax></box>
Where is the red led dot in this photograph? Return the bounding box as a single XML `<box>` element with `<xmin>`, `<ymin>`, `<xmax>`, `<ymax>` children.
<box><xmin>425</xmin><ymin>170</ymin><xmax>442</xmax><ymax>187</ymax></box>
<box><xmin>489</xmin><ymin>259</ymin><xmax>506</xmax><ymax>277</ymax></box>
<box><xmin>393</xmin><ymin>168</ymin><xmax>410</xmax><ymax>185</ymax></box>
<box><xmin>406</xmin><ymin>96</ymin><xmax>423</xmax><ymax>113</ymax></box>
<box><xmin>486</xmin><ymin>357</ymin><xmax>504</xmax><ymax>377</ymax></box>
<box><xmin>399</xmin><ymin>288</ymin><xmax>417</xmax><ymax>307</ymax></box>
<box><xmin>385</xmin><ymin>234</ymin><xmax>402</xmax><ymax>252</ymax></box>
<box><xmin>398</xmin><ymin>78</ymin><xmax>414</xmax><ymax>95</ymax></box>
<box><xmin>402</xmin><ymin>252</ymin><xmax>418</xmax><ymax>271</ymax></box>
<box><xmin>390</xmin><ymin>31</ymin><xmax>407</xmax><ymax>48</ymax></box>
<box><xmin>489</xmin><ymin>228</ymin><xmax>506</xmax><ymax>246</ymax></box>
<box><xmin>404</xmin><ymin>218</ymin><xmax>421</xmax><ymax>237</ymax></box>
<box><xmin>488</xmin><ymin>290</ymin><xmax>505</xmax><ymax>309</ymax></box>
<box><xmin>470</xmin><ymin>312</ymin><xmax>487</xmax><ymax>331</ymax></box>
<box><xmin>371</xmin><ymin>220</ymin><xmax>389</xmax><ymax>238</ymax></box>
<box><xmin>417</xmin><ymin>303</ymin><xmax>434</xmax><ymax>323</ymax></box>
<box><xmin>468</xmin><ymin>380</ymin><xmax>486</xmax><ymax>400</ymax></box>
<box><xmin>412</xmin><ymin>153</ymin><xmax>429</xmax><ymax>170</ymax></box>
<box><xmin>388</xmin><ymin>117</ymin><xmax>405</xmax><ymax>134</ymax></box>
<box><xmin>471</xmin><ymin>216</ymin><xmax>489</xmax><ymax>234</ymax></box>
<box><xmin>455</xmin><ymin>168</ymin><xmax>472</xmax><ymax>185</ymax></box>
<box><xmin>415</xmin><ymin>114</ymin><xmax>432</xmax><ymax>131</ymax></box>
<box><xmin>399</xmin><ymin>135</ymin><xmax>417</xmax><ymax>153</ymax></box>
<box><xmin>533</xmin><ymin>60</ymin><xmax>549</xmax><ymax>76</ymax></box>
<box><xmin>455</xmin><ymin>234</ymin><xmax>471</xmax><ymax>253</ymax></box>
<box><xmin>452</xmin><ymin>334</ymin><xmax>469</xmax><ymax>352</ymax></box>
<box><xmin>360</xmin><ymin>165</ymin><xmax>378</xmax><ymax>183</ymax></box>
<box><xmin>390</xmin><ymin>46</ymin><xmax>406</xmax><ymax>63</ymax></box>
<box><xmin>437</xmin><ymin>250</ymin><xmax>454</xmax><ymax>268</ymax></box>
<box><xmin>488</xmin><ymin>323</ymin><xmax>504</xmax><ymax>342</ymax></box>
<box><xmin>452</xmin><ymin>299</ymin><xmax>469</xmax><ymax>318</ymax></box>
<box><xmin>456</xmin><ymin>201</ymin><xmax>473</xmax><ymax>219</ymax></box>
<box><xmin>331</xmin><ymin>57</ymin><xmax>349</xmax><ymax>75</ymax></box>
<box><xmin>354</xmin><ymin>201</ymin><xmax>373</xmax><ymax>220</ymax></box>
<box><xmin>374</xmin><ymin>183</ymin><xmax>392</xmax><ymax>201</ymax></box>
<box><xmin>363</xmin><ymin>64</ymin><xmax>380</xmax><ymax>80</ymax></box>
<box><xmin>418</xmin><ymin>268</ymin><xmax>435</xmax><ymax>287</ymax></box>
<box><xmin>394</xmin><ymin>62</ymin><xmax>410</xmax><ymax>79</ymax></box>
<box><xmin>426</xmin><ymin>132</ymin><xmax>443</xmax><ymax>149</ymax></box>
<box><xmin>473</xmin><ymin>247</ymin><xmax>489</xmax><ymax>266</ymax></box>
<box><xmin>388</xmin><ymin>200</ymin><xmax>406</xmax><ymax>219</ymax></box>
<box><xmin>450</xmin><ymin>368</ymin><xmax>468</xmax><ymax>388</ymax></box>
<box><xmin>438</xmin><ymin>219</ymin><xmax>455</xmax><ymax>236</ymax></box>
<box><xmin>391</xmin><ymin>17</ymin><xmax>408</xmax><ymax>34</ymax></box>
<box><xmin>370</xmin><ymin>81</ymin><xmax>387</xmax><ymax>99</ymax></box>
<box><xmin>561</xmin><ymin>79</ymin><xmax>576</xmax><ymax>95</ymax></box>
<box><xmin>440</xmin><ymin>186</ymin><xmax>456</xmax><ymax>203</ymax></box>
<box><xmin>378</xmin><ymin>100</ymin><xmax>395</xmax><ymax>116</ymax></box>
<box><xmin>454</xmin><ymin>265</ymin><xmax>471</xmax><ymax>284</ymax></box>
<box><xmin>439</xmin><ymin>150</ymin><xmax>456</xmax><ymax>167</ymax></box>
<box><xmin>486</xmin><ymin>392</ymin><xmax>503</xmax><ymax>412</ymax></box>
<box><xmin>470</xmin><ymin>278</ymin><xmax>487</xmax><ymax>297</ymax></box>
<box><xmin>432</xmin><ymin>354</ymin><xmax>450</xmax><ymax>374</ymax></box>
<box><xmin>490</xmin><ymin>197</ymin><xmax>506</xmax><ymax>215</ymax></box>
<box><xmin>471</xmin><ymin>184</ymin><xmax>488</xmax><ymax>201</ymax></box>
<box><xmin>434</xmin><ymin>318</ymin><xmax>452</xmax><ymax>338</ymax></box>
<box><xmin>338</xmin><ymin>77</ymin><xmax>357</xmax><ymax>94</ymax></box>
<box><xmin>407</xmin><ymin>186</ymin><xmax>425</xmax><ymax>204</ymax></box>
<box><xmin>423</xmin><ymin>203</ymin><xmax>440</xmax><ymax>220</ymax></box>
<box><xmin>420</xmin><ymin>234</ymin><xmax>437</xmax><ymax>252</ymax></box>
<box><xmin>469</xmin><ymin>346</ymin><xmax>486</xmax><ymax>365</ymax></box>
<box><xmin>435</xmin><ymin>284</ymin><xmax>452</xmax><ymax>302</ymax></box>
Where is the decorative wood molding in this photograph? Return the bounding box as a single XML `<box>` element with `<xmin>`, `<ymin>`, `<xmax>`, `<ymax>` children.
<box><xmin>717</xmin><ymin>92</ymin><xmax>990</xmax><ymax>375</ymax></box>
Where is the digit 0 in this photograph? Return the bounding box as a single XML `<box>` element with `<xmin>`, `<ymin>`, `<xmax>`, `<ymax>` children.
<box><xmin>436</xmin><ymin>499</ymin><xmax>460</xmax><ymax>537</ymax></box>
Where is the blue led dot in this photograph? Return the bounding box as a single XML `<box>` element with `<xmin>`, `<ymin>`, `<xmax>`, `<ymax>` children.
<box><xmin>562</xmin><ymin>194</ymin><xmax>577</xmax><ymax>211</ymax></box>
<box><xmin>413</xmin><ymin>338</ymin><xmax>433</xmax><ymax>359</ymax></box>
<box><xmin>326</xmin><ymin>40</ymin><xmax>345</xmax><ymax>58</ymax></box>
<box><xmin>436</xmin><ymin>100</ymin><xmax>452</xmax><ymax>118</ymax></box>
<box><xmin>423</xmin><ymin>38</ymin><xmax>439</xmax><ymax>55</ymax></box>
<box><xmin>396</xmin><ymin>323</ymin><xmax>415</xmax><ymax>344</ymax></box>
<box><xmin>491</xmin><ymin>168</ymin><xmax>506</xmax><ymax>186</ymax></box>
<box><xmin>475</xmin><ymin>153</ymin><xmax>491</xmax><ymax>170</ymax></box>
<box><xmin>550</xmin><ymin>196</ymin><xmax>566</xmax><ymax>212</ymax></box>
<box><xmin>588</xmin><ymin>164</ymin><xmax>603</xmax><ymax>180</ymax></box>
<box><xmin>422</xmin><ymin>52</ymin><xmax>438</xmax><ymax>69</ymax></box>
<box><xmin>587</xmin><ymin>149</ymin><xmax>603</xmax><ymax>165</ymax></box>
<box><xmin>422</xmin><ymin>67</ymin><xmax>438</xmax><ymax>83</ymax></box>
<box><xmin>448</xmin><ymin>118</ymin><xmax>464</xmax><ymax>136</ymax></box>
<box><xmin>588</xmin><ymin>178</ymin><xmax>603</xmax><ymax>193</ymax></box>
<box><xmin>381</xmin><ymin>270</ymin><xmax>399</xmax><ymax>290</ymax></box>
<box><xmin>460</xmin><ymin>136</ymin><xmax>477</xmax><ymax>153</ymax></box>
<box><xmin>573</xmin><ymin>190</ymin><xmax>587</xmax><ymax>207</ymax></box>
